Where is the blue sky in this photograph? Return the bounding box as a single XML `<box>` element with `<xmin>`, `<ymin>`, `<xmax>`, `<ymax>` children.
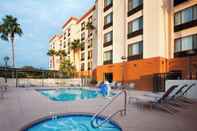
<box><xmin>0</xmin><ymin>0</ymin><xmax>95</xmax><ymax>69</ymax></box>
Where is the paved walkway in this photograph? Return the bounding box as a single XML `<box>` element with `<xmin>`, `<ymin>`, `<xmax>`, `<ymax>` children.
<box><xmin>0</xmin><ymin>87</ymin><xmax>197</xmax><ymax>131</ymax></box>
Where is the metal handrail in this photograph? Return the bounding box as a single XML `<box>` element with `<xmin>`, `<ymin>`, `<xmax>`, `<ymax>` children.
<box><xmin>91</xmin><ymin>89</ymin><xmax>127</xmax><ymax>128</ymax></box>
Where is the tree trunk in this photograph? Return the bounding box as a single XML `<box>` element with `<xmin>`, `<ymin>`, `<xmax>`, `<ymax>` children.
<box><xmin>53</xmin><ymin>56</ymin><xmax>55</xmax><ymax>70</ymax></box>
<box><xmin>11</xmin><ymin>38</ymin><xmax>15</xmax><ymax>68</ymax></box>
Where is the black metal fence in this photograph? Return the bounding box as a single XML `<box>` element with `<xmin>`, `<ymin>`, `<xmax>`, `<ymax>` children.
<box><xmin>0</xmin><ymin>67</ymin><xmax>68</xmax><ymax>79</ymax></box>
<box><xmin>153</xmin><ymin>71</ymin><xmax>182</xmax><ymax>92</ymax></box>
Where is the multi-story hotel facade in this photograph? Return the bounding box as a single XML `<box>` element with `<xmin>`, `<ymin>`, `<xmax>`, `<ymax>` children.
<box><xmin>48</xmin><ymin>6</ymin><xmax>96</xmax><ymax>77</ymax></box>
<box><xmin>49</xmin><ymin>0</ymin><xmax>197</xmax><ymax>90</ymax></box>
<box><xmin>93</xmin><ymin>0</ymin><xmax>197</xmax><ymax>90</ymax></box>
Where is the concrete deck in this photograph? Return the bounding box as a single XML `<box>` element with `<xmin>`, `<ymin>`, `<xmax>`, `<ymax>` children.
<box><xmin>0</xmin><ymin>87</ymin><xmax>197</xmax><ymax>131</ymax></box>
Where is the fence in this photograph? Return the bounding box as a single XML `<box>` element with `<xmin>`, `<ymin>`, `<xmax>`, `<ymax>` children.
<box><xmin>0</xmin><ymin>77</ymin><xmax>81</xmax><ymax>87</ymax></box>
<box><xmin>153</xmin><ymin>71</ymin><xmax>182</xmax><ymax>92</ymax></box>
<box><xmin>0</xmin><ymin>67</ymin><xmax>83</xmax><ymax>87</ymax></box>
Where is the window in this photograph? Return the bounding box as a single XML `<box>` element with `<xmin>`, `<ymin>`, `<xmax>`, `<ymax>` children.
<box><xmin>174</xmin><ymin>0</ymin><xmax>187</xmax><ymax>6</ymax></box>
<box><xmin>104</xmin><ymin>31</ymin><xmax>113</xmax><ymax>43</ymax></box>
<box><xmin>81</xmin><ymin>32</ymin><xmax>85</xmax><ymax>41</ymax></box>
<box><xmin>104</xmin><ymin>50</ymin><xmax>113</xmax><ymax>64</ymax></box>
<box><xmin>175</xmin><ymin>34</ymin><xmax>197</xmax><ymax>53</ymax></box>
<box><xmin>128</xmin><ymin>17</ymin><xmax>143</xmax><ymax>34</ymax></box>
<box><xmin>81</xmin><ymin>53</ymin><xmax>85</xmax><ymax>61</ymax></box>
<box><xmin>64</xmin><ymin>32</ymin><xmax>66</xmax><ymax>39</ymax></box>
<box><xmin>88</xmin><ymin>62</ymin><xmax>92</xmax><ymax>70</ymax></box>
<box><xmin>81</xmin><ymin>63</ymin><xmax>85</xmax><ymax>71</ymax></box>
<box><xmin>81</xmin><ymin>22</ymin><xmax>86</xmax><ymax>31</ymax></box>
<box><xmin>128</xmin><ymin>41</ymin><xmax>143</xmax><ymax>56</ymax></box>
<box><xmin>174</xmin><ymin>5</ymin><xmax>197</xmax><ymax>26</ymax></box>
<box><xmin>81</xmin><ymin>42</ymin><xmax>85</xmax><ymax>51</ymax></box>
<box><xmin>128</xmin><ymin>0</ymin><xmax>143</xmax><ymax>11</ymax></box>
<box><xmin>88</xmin><ymin>51</ymin><xmax>92</xmax><ymax>59</ymax></box>
<box><xmin>88</xmin><ymin>16</ymin><xmax>93</xmax><ymax>23</ymax></box>
<box><xmin>104</xmin><ymin>0</ymin><xmax>112</xmax><ymax>8</ymax></box>
<box><xmin>68</xmin><ymin>28</ymin><xmax>71</xmax><ymax>37</ymax></box>
<box><xmin>104</xmin><ymin>13</ymin><xmax>113</xmax><ymax>26</ymax></box>
<box><xmin>88</xmin><ymin>39</ymin><xmax>93</xmax><ymax>48</ymax></box>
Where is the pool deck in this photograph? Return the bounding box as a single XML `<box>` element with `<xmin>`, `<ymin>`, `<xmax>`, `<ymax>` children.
<box><xmin>0</xmin><ymin>87</ymin><xmax>197</xmax><ymax>131</ymax></box>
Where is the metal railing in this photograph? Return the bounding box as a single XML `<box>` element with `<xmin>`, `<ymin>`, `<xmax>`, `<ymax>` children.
<box><xmin>91</xmin><ymin>89</ymin><xmax>127</xmax><ymax>128</ymax></box>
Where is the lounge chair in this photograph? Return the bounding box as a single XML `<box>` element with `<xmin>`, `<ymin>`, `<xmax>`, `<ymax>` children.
<box><xmin>129</xmin><ymin>85</ymin><xmax>179</xmax><ymax>113</ymax></box>
<box><xmin>175</xmin><ymin>83</ymin><xmax>196</xmax><ymax>104</ymax></box>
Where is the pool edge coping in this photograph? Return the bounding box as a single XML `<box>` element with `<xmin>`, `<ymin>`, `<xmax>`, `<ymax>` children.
<box><xmin>19</xmin><ymin>112</ymin><xmax>124</xmax><ymax>131</ymax></box>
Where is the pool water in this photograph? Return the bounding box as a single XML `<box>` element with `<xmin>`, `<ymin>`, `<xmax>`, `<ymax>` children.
<box><xmin>24</xmin><ymin>114</ymin><xmax>122</xmax><ymax>131</ymax></box>
<box><xmin>37</xmin><ymin>88</ymin><xmax>115</xmax><ymax>102</ymax></box>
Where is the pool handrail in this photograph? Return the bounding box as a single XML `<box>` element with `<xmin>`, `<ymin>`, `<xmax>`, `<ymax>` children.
<box><xmin>91</xmin><ymin>89</ymin><xmax>127</xmax><ymax>128</ymax></box>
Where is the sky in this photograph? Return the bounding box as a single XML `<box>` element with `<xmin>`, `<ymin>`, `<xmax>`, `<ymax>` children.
<box><xmin>0</xmin><ymin>0</ymin><xmax>95</xmax><ymax>69</ymax></box>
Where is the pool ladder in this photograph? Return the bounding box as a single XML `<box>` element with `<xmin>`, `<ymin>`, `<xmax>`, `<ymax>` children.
<box><xmin>91</xmin><ymin>90</ymin><xmax>127</xmax><ymax>128</ymax></box>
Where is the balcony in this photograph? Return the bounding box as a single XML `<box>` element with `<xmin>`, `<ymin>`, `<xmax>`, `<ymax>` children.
<box><xmin>81</xmin><ymin>37</ymin><xmax>85</xmax><ymax>41</ymax></box>
<box><xmin>127</xmin><ymin>29</ymin><xmax>143</xmax><ymax>39</ymax></box>
<box><xmin>174</xmin><ymin>20</ymin><xmax>197</xmax><ymax>32</ymax></box>
<box><xmin>88</xmin><ymin>44</ymin><xmax>92</xmax><ymax>48</ymax></box>
<box><xmin>81</xmin><ymin>58</ymin><xmax>85</xmax><ymax>61</ymax></box>
<box><xmin>104</xmin><ymin>3</ymin><xmax>113</xmax><ymax>12</ymax></box>
<box><xmin>127</xmin><ymin>54</ymin><xmax>143</xmax><ymax>61</ymax></box>
<box><xmin>103</xmin><ymin>22</ymin><xmax>113</xmax><ymax>30</ymax></box>
<box><xmin>81</xmin><ymin>27</ymin><xmax>85</xmax><ymax>31</ymax></box>
<box><xmin>174</xmin><ymin>49</ymin><xmax>197</xmax><ymax>58</ymax></box>
<box><xmin>81</xmin><ymin>47</ymin><xmax>85</xmax><ymax>51</ymax></box>
<box><xmin>128</xmin><ymin>4</ymin><xmax>143</xmax><ymax>17</ymax></box>
<box><xmin>103</xmin><ymin>41</ymin><xmax>112</xmax><ymax>47</ymax></box>
<box><xmin>88</xmin><ymin>56</ymin><xmax>92</xmax><ymax>59</ymax></box>
<box><xmin>88</xmin><ymin>32</ymin><xmax>93</xmax><ymax>37</ymax></box>
<box><xmin>103</xmin><ymin>60</ymin><xmax>113</xmax><ymax>65</ymax></box>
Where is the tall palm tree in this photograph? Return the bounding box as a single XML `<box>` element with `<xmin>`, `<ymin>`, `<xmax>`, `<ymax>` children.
<box><xmin>86</xmin><ymin>22</ymin><xmax>95</xmax><ymax>31</ymax></box>
<box><xmin>0</xmin><ymin>15</ymin><xmax>23</xmax><ymax>68</ymax></box>
<box><xmin>71</xmin><ymin>39</ymin><xmax>82</xmax><ymax>65</ymax></box>
<box><xmin>47</xmin><ymin>49</ymin><xmax>57</xmax><ymax>69</ymax></box>
<box><xmin>60</xmin><ymin>60</ymin><xmax>76</xmax><ymax>78</ymax></box>
<box><xmin>57</xmin><ymin>50</ymin><xmax>67</xmax><ymax>63</ymax></box>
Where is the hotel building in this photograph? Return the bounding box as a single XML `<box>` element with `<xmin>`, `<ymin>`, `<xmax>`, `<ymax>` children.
<box><xmin>48</xmin><ymin>6</ymin><xmax>96</xmax><ymax>77</ymax></box>
<box><xmin>49</xmin><ymin>0</ymin><xmax>197</xmax><ymax>90</ymax></box>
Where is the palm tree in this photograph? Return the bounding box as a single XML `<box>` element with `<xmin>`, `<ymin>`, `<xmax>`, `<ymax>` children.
<box><xmin>0</xmin><ymin>15</ymin><xmax>23</xmax><ymax>68</ymax></box>
<box><xmin>47</xmin><ymin>49</ymin><xmax>57</xmax><ymax>69</ymax></box>
<box><xmin>60</xmin><ymin>60</ymin><xmax>76</xmax><ymax>78</ymax></box>
<box><xmin>71</xmin><ymin>39</ymin><xmax>82</xmax><ymax>65</ymax></box>
<box><xmin>57</xmin><ymin>50</ymin><xmax>67</xmax><ymax>63</ymax></box>
<box><xmin>86</xmin><ymin>22</ymin><xmax>95</xmax><ymax>31</ymax></box>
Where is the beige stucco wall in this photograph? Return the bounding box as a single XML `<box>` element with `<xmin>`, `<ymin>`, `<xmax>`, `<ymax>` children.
<box><xmin>78</xmin><ymin>8</ymin><xmax>95</xmax><ymax>71</ymax></box>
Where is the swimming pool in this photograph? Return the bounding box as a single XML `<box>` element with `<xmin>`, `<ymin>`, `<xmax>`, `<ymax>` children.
<box><xmin>37</xmin><ymin>88</ymin><xmax>115</xmax><ymax>102</ymax></box>
<box><xmin>22</xmin><ymin>114</ymin><xmax>122</xmax><ymax>131</ymax></box>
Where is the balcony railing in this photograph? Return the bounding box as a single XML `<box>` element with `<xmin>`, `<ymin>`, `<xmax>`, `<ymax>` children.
<box><xmin>104</xmin><ymin>3</ymin><xmax>113</xmax><ymax>12</ymax></box>
<box><xmin>103</xmin><ymin>41</ymin><xmax>113</xmax><ymax>47</ymax></box>
<box><xmin>81</xmin><ymin>27</ymin><xmax>85</xmax><ymax>31</ymax></box>
<box><xmin>103</xmin><ymin>22</ymin><xmax>113</xmax><ymax>30</ymax></box>
<box><xmin>103</xmin><ymin>60</ymin><xmax>113</xmax><ymax>65</ymax></box>
<box><xmin>128</xmin><ymin>4</ymin><xmax>143</xmax><ymax>17</ymax></box>
<box><xmin>174</xmin><ymin>49</ymin><xmax>197</xmax><ymax>58</ymax></box>
<box><xmin>127</xmin><ymin>54</ymin><xmax>143</xmax><ymax>61</ymax></box>
<box><xmin>174</xmin><ymin>20</ymin><xmax>197</xmax><ymax>32</ymax></box>
<box><xmin>127</xmin><ymin>29</ymin><xmax>143</xmax><ymax>39</ymax></box>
